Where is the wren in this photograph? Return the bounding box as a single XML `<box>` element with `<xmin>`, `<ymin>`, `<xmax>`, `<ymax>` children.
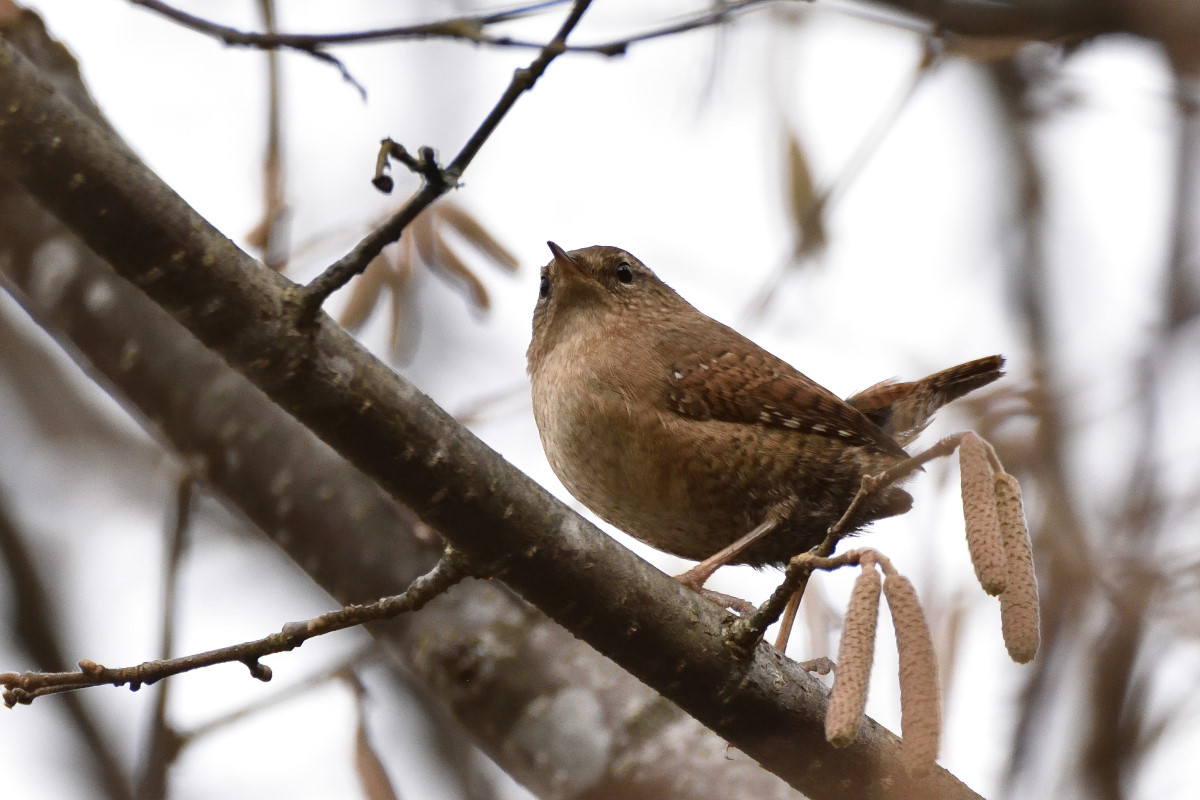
<box><xmin>527</xmin><ymin>243</ymin><xmax>1003</xmax><ymax>577</ymax></box>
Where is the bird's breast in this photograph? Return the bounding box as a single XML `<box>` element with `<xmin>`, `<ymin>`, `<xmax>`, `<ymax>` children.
<box><xmin>530</xmin><ymin>337</ymin><xmax>688</xmax><ymax>533</ymax></box>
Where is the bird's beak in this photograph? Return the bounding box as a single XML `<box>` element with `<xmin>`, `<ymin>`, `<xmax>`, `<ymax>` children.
<box><xmin>547</xmin><ymin>241</ymin><xmax>584</xmax><ymax>280</ymax></box>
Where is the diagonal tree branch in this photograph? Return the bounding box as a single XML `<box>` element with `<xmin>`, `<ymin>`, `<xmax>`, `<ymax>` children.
<box><xmin>0</xmin><ymin>147</ymin><xmax>804</xmax><ymax>800</ymax></box>
<box><xmin>0</xmin><ymin>21</ymin><xmax>980</xmax><ymax>800</ymax></box>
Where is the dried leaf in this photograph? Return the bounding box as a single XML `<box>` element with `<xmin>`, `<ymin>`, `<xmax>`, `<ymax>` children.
<box><xmin>408</xmin><ymin>211</ymin><xmax>436</xmax><ymax>265</ymax></box>
<box><xmin>244</xmin><ymin>215</ymin><xmax>270</xmax><ymax>252</ymax></box>
<box><xmin>437</xmin><ymin>202</ymin><xmax>519</xmax><ymax>272</ymax></box>
<box><xmin>339</xmin><ymin>251</ymin><xmax>393</xmax><ymax>332</ymax></box>
<box><xmin>245</xmin><ymin>208</ymin><xmax>289</xmax><ymax>271</ymax></box>
<box><xmin>354</xmin><ymin>703</ymin><xmax>401</xmax><ymax>800</ymax></box>
<box><xmin>959</xmin><ymin>433</ymin><xmax>1007</xmax><ymax>595</ymax></box>
<box><xmin>995</xmin><ymin>472</ymin><xmax>1040</xmax><ymax>663</ymax></box>
<box><xmin>386</xmin><ymin>235</ymin><xmax>419</xmax><ymax>361</ymax></box>
<box><xmin>431</xmin><ymin>229</ymin><xmax>490</xmax><ymax>310</ymax></box>
<box><xmin>826</xmin><ymin>560</ymin><xmax>881</xmax><ymax>747</ymax></box>
<box><xmin>785</xmin><ymin>130</ymin><xmax>826</xmax><ymax>255</ymax></box>
<box><xmin>342</xmin><ymin>201</ymin><xmax>513</xmax><ymax>359</ymax></box>
<box><xmin>884</xmin><ymin>574</ymin><xmax>941</xmax><ymax>776</ymax></box>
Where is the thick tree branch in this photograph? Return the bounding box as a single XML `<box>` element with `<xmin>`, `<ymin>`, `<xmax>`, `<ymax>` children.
<box><xmin>0</xmin><ymin>22</ymin><xmax>980</xmax><ymax>800</ymax></box>
<box><xmin>0</xmin><ymin>209</ymin><xmax>802</xmax><ymax>799</ymax></box>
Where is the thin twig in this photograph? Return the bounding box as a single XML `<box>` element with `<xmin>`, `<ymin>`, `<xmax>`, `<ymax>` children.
<box><xmin>729</xmin><ymin>434</ymin><xmax>966</xmax><ymax>653</ymax></box>
<box><xmin>744</xmin><ymin>34</ymin><xmax>941</xmax><ymax>319</ymax></box>
<box><xmin>257</xmin><ymin>0</ymin><xmax>289</xmax><ymax>272</ymax></box>
<box><xmin>1</xmin><ymin>548</ymin><xmax>469</xmax><ymax>707</ymax></box>
<box><xmin>128</xmin><ymin>0</ymin><xmax>569</xmax><ymax>95</ymax></box>
<box><xmin>131</xmin><ymin>0</ymin><xmax>567</xmax><ymax>49</ymax></box>
<box><xmin>131</xmin><ymin>0</ymin><xmax>783</xmax><ymax>68</ymax></box>
<box><xmin>130</xmin><ymin>0</ymin><xmax>369</xmax><ymax>96</ymax></box>
<box><xmin>297</xmin><ymin>0</ymin><xmax>595</xmax><ymax>321</ymax></box>
<box><xmin>581</xmin><ymin>0</ymin><xmax>785</xmax><ymax>57</ymax></box>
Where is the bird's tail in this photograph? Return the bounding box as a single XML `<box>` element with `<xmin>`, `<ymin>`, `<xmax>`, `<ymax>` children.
<box><xmin>846</xmin><ymin>355</ymin><xmax>1005</xmax><ymax>446</ymax></box>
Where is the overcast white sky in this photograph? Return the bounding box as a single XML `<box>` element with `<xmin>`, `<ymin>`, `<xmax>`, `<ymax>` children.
<box><xmin>2</xmin><ymin>2</ymin><xmax>1194</xmax><ymax>799</ymax></box>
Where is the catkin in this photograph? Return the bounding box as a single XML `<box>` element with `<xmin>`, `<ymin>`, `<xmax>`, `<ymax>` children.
<box><xmin>959</xmin><ymin>433</ymin><xmax>1007</xmax><ymax>595</ymax></box>
<box><xmin>884</xmin><ymin>574</ymin><xmax>941</xmax><ymax>776</ymax></box>
<box><xmin>825</xmin><ymin>561</ymin><xmax>882</xmax><ymax>747</ymax></box>
<box><xmin>994</xmin><ymin>473</ymin><xmax>1040</xmax><ymax>663</ymax></box>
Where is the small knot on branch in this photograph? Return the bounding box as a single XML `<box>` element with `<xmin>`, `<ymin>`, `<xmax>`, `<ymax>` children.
<box><xmin>373</xmin><ymin>139</ymin><xmax>454</xmax><ymax>195</ymax></box>
<box><xmin>78</xmin><ymin>658</ymin><xmax>104</xmax><ymax>676</ymax></box>
<box><xmin>243</xmin><ymin>659</ymin><xmax>272</xmax><ymax>682</ymax></box>
<box><xmin>281</xmin><ymin>620</ymin><xmax>310</xmax><ymax>643</ymax></box>
<box><xmin>5</xmin><ymin>686</ymin><xmax>33</xmax><ymax>707</ymax></box>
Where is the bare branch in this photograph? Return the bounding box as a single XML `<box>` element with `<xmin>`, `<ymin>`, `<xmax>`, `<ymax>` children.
<box><xmin>131</xmin><ymin>0</ymin><xmax>570</xmax><ymax>52</ymax></box>
<box><xmin>131</xmin><ymin>0</ymin><xmax>786</xmax><ymax>68</ymax></box>
<box><xmin>2</xmin><ymin>549</ymin><xmax>468</xmax><ymax>707</ymax></box>
<box><xmin>299</xmin><ymin>0</ymin><xmax>595</xmax><ymax>320</ymax></box>
<box><xmin>128</xmin><ymin>0</ymin><xmax>574</xmax><ymax>96</ymax></box>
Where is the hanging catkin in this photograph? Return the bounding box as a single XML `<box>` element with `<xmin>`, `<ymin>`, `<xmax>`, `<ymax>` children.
<box><xmin>884</xmin><ymin>574</ymin><xmax>941</xmax><ymax>775</ymax></box>
<box><xmin>825</xmin><ymin>558</ymin><xmax>882</xmax><ymax>746</ymax></box>
<box><xmin>995</xmin><ymin>472</ymin><xmax>1040</xmax><ymax>663</ymax></box>
<box><xmin>959</xmin><ymin>433</ymin><xmax>1007</xmax><ymax>595</ymax></box>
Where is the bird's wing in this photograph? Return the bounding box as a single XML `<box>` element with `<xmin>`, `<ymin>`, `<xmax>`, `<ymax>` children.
<box><xmin>663</xmin><ymin>349</ymin><xmax>908</xmax><ymax>458</ymax></box>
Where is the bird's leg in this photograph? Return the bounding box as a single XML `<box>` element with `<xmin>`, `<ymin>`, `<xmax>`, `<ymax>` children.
<box><xmin>692</xmin><ymin>588</ymin><xmax>758</xmax><ymax>616</ymax></box>
<box><xmin>675</xmin><ymin>515</ymin><xmax>782</xmax><ymax>591</ymax></box>
<box><xmin>751</xmin><ymin>435</ymin><xmax>973</xmax><ymax>652</ymax></box>
<box><xmin>676</xmin><ymin>519</ymin><xmax>778</xmax><ymax>616</ymax></box>
<box><xmin>773</xmin><ymin>589</ymin><xmax>803</xmax><ymax>650</ymax></box>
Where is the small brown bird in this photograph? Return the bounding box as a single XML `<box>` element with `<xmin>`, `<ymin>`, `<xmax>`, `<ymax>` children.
<box><xmin>527</xmin><ymin>243</ymin><xmax>1003</xmax><ymax>583</ymax></box>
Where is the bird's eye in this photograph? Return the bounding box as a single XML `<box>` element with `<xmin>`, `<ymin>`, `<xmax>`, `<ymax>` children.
<box><xmin>539</xmin><ymin>273</ymin><xmax>550</xmax><ymax>298</ymax></box>
<box><xmin>616</xmin><ymin>262</ymin><xmax>634</xmax><ymax>284</ymax></box>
